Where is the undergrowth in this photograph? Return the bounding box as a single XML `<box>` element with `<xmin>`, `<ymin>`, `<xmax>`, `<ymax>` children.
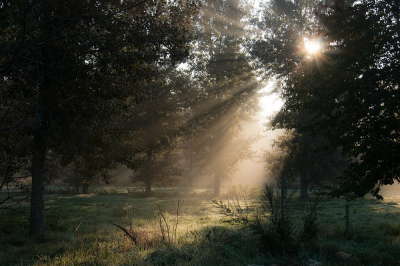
<box><xmin>2</xmin><ymin>189</ymin><xmax>400</xmax><ymax>265</ymax></box>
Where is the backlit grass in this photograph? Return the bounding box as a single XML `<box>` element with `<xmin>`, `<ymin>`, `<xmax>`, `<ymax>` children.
<box><xmin>1</xmin><ymin>188</ymin><xmax>400</xmax><ymax>265</ymax></box>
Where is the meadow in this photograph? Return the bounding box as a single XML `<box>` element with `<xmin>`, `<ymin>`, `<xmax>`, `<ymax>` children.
<box><xmin>2</xmin><ymin>186</ymin><xmax>400</xmax><ymax>265</ymax></box>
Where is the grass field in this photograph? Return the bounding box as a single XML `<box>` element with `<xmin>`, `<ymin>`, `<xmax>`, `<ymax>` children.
<box><xmin>1</xmin><ymin>186</ymin><xmax>400</xmax><ymax>265</ymax></box>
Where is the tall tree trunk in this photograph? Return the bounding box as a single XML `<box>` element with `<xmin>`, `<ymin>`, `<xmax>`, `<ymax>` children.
<box><xmin>213</xmin><ymin>169</ymin><xmax>221</xmax><ymax>197</ymax></box>
<box><xmin>30</xmin><ymin>0</ymin><xmax>52</xmax><ymax>236</ymax></box>
<box><xmin>30</xmin><ymin>131</ymin><xmax>47</xmax><ymax>236</ymax></box>
<box><xmin>145</xmin><ymin>148</ymin><xmax>152</xmax><ymax>194</ymax></box>
<box><xmin>30</xmin><ymin>81</ymin><xmax>50</xmax><ymax>236</ymax></box>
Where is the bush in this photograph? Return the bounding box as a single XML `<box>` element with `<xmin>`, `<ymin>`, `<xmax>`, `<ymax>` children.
<box><xmin>300</xmin><ymin>195</ymin><xmax>323</xmax><ymax>241</ymax></box>
<box><xmin>259</xmin><ymin>183</ymin><xmax>322</xmax><ymax>255</ymax></box>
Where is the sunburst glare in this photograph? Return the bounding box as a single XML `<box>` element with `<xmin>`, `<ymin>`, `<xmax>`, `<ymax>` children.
<box><xmin>304</xmin><ymin>39</ymin><xmax>320</xmax><ymax>54</ymax></box>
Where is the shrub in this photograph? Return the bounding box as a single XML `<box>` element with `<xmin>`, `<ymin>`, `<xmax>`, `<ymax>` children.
<box><xmin>300</xmin><ymin>195</ymin><xmax>323</xmax><ymax>242</ymax></box>
<box><xmin>259</xmin><ymin>182</ymin><xmax>322</xmax><ymax>255</ymax></box>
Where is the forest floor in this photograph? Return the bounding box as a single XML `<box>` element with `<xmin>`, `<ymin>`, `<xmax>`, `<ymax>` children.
<box><xmin>1</xmin><ymin>186</ymin><xmax>400</xmax><ymax>265</ymax></box>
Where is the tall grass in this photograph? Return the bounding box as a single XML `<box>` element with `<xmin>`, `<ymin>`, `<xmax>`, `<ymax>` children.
<box><xmin>1</xmin><ymin>188</ymin><xmax>400</xmax><ymax>265</ymax></box>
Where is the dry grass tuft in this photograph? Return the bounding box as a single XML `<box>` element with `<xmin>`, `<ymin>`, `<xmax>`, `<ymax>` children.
<box><xmin>131</xmin><ymin>226</ymin><xmax>163</xmax><ymax>249</ymax></box>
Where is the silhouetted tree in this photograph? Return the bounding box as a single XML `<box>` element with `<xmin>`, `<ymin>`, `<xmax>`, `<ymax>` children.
<box><xmin>0</xmin><ymin>0</ymin><xmax>198</xmax><ymax>235</ymax></box>
<box><xmin>278</xmin><ymin>0</ymin><xmax>400</xmax><ymax>199</ymax></box>
<box><xmin>249</xmin><ymin>0</ymin><xmax>348</xmax><ymax>197</ymax></box>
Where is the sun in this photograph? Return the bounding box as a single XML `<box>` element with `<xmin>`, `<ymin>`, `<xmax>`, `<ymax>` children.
<box><xmin>304</xmin><ymin>39</ymin><xmax>320</xmax><ymax>54</ymax></box>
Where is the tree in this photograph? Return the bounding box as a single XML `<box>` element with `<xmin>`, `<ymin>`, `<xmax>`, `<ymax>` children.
<box><xmin>249</xmin><ymin>0</ymin><xmax>320</xmax><ymax>79</ymax></box>
<box><xmin>177</xmin><ymin>0</ymin><xmax>261</xmax><ymax>197</ymax></box>
<box><xmin>125</xmin><ymin>69</ymin><xmax>187</xmax><ymax>193</ymax></box>
<box><xmin>277</xmin><ymin>0</ymin><xmax>400</xmax><ymax>199</ymax></box>
<box><xmin>1</xmin><ymin>0</ymin><xmax>198</xmax><ymax>235</ymax></box>
<box><xmin>248</xmin><ymin>0</ymin><xmax>349</xmax><ymax>197</ymax></box>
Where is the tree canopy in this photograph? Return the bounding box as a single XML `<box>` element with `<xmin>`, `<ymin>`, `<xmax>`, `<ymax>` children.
<box><xmin>1</xmin><ymin>0</ymin><xmax>198</xmax><ymax>235</ymax></box>
<box><xmin>275</xmin><ymin>0</ymin><xmax>400</xmax><ymax>199</ymax></box>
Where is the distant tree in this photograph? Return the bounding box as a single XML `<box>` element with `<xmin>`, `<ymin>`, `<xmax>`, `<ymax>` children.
<box><xmin>124</xmin><ymin>68</ymin><xmax>188</xmax><ymax>193</ymax></box>
<box><xmin>179</xmin><ymin>0</ymin><xmax>261</xmax><ymax>196</ymax></box>
<box><xmin>278</xmin><ymin>0</ymin><xmax>400</xmax><ymax>199</ymax></box>
<box><xmin>0</xmin><ymin>0</ymin><xmax>198</xmax><ymax>235</ymax></box>
<box><xmin>131</xmin><ymin>145</ymin><xmax>184</xmax><ymax>192</ymax></box>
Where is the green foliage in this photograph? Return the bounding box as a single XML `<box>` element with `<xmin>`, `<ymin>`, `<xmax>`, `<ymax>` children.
<box><xmin>148</xmin><ymin>225</ymin><xmax>266</xmax><ymax>266</ymax></box>
<box><xmin>147</xmin><ymin>246</ymin><xmax>194</xmax><ymax>266</ymax></box>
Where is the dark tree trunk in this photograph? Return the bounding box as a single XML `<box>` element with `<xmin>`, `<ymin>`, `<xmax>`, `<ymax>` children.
<box><xmin>29</xmin><ymin>0</ymin><xmax>53</xmax><ymax>236</ymax></box>
<box><xmin>82</xmin><ymin>183</ymin><xmax>90</xmax><ymax>194</ymax></box>
<box><xmin>30</xmin><ymin>79</ymin><xmax>51</xmax><ymax>236</ymax></box>
<box><xmin>30</xmin><ymin>133</ymin><xmax>47</xmax><ymax>236</ymax></box>
<box><xmin>145</xmin><ymin>148</ymin><xmax>152</xmax><ymax>194</ymax></box>
<box><xmin>213</xmin><ymin>169</ymin><xmax>221</xmax><ymax>197</ymax></box>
